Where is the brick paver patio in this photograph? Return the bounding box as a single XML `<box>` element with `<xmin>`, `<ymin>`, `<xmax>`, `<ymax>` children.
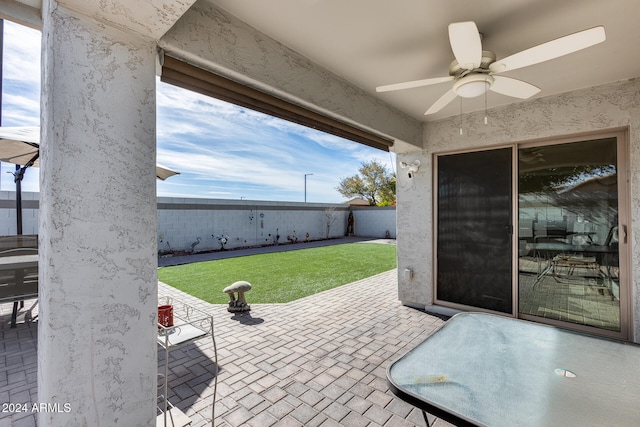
<box><xmin>1</xmin><ymin>265</ymin><xmax>451</xmax><ymax>426</ymax></box>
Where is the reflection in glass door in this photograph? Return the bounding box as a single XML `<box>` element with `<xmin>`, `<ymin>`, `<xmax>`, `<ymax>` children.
<box><xmin>518</xmin><ymin>138</ymin><xmax>621</xmax><ymax>332</ymax></box>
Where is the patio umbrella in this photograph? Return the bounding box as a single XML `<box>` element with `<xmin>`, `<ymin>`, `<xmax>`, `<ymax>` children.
<box><xmin>0</xmin><ymin>126</ymin><xmax>39</xmax><ymax>167</ymax></box>
<box><xmin>156</xmin><ymin>164</ymin><xmax>181</xmax><ymax>181</ymax></box>
<box><xmin>0</xmin><ymin>125</ymin><xmax>180</xmax><ymax>233</ymax></box>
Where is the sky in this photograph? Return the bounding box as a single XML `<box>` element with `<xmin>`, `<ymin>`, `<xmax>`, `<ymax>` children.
<box><xmin>1</xmin><ymin>20</ymin><xmax>395</xmax><ymax>203</ymax></box>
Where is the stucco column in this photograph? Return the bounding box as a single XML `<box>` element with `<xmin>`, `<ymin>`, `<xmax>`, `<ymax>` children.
<box><xmin>395</xmin><ymin>149</ymin><xmax>431</xmax><ymax>308</ymax></box>
<box><xmin>38</xmin><ymin>3</ymin><xmax>158</xmax><ymax>425</ymax></box>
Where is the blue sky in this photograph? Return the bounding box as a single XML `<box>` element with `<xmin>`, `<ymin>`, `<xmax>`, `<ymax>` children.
<box><xmin>1</xmin><ymin>20</ymin><xmax>395</xmax><ymax>203</ymax></box>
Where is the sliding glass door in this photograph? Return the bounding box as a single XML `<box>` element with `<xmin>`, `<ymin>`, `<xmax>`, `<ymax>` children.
<box><xmin>518</xmin><ymin>137</ymin><xmax>623</xmax><ymax>333</ymax></box>
<box><xmin>435</xmin><ymin>130</ymin><xmax>628</xmax><ymax>338</ymax></box>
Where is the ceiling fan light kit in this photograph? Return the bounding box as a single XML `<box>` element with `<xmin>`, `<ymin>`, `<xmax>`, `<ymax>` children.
<box><xmin>453</xmin><ymin>74</ymin><xmax>494</xmax><ymax>98</ymax></box>
<box><xmin>376</xmin><ymin>22</ymin><xmax>606</xmax><ymax>116</ymax></box>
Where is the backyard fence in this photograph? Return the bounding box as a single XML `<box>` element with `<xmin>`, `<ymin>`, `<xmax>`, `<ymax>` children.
<box><xmin>0</xmin><ymin>192</ymin><xmax>396</xmax><ymax>252</ymax></box>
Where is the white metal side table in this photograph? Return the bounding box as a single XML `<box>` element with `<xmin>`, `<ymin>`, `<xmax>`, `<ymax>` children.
<box><xmin>157</xmin><ymin>296</ymin><xmax>216</xmax><ymax>427</ymax></box>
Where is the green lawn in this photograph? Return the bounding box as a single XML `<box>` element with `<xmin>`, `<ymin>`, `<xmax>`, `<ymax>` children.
<box><xmin>158</xmin><ymin>242</ymin><xmax>397</xmax><ymax>304</ymax></box>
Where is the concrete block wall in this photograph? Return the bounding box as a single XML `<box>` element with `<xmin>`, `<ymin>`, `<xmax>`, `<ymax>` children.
<box><xmin>156</xmin><ymin>197</ymin><xmax>352</xmax><ymax>252</ymax></box>
<box><xmin>0</xmin><ymin>191</ymin><xmax>39</xmax><ymax>235</ymax></box>
<box><xmin>0</xmin><ymin>192</ymin><xmax>396</xmax><ymax>252</ymax></box>
<box><xmin>351</xmin><ymin>206</ymin><xmax>396</xmax><ymax>238</ymax></box>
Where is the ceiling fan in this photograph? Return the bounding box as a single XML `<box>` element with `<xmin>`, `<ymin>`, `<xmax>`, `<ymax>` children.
<box><xmin>376</xmin><ymin>22</ymin><xmax>606</xmax><ymax>115</ymax></box>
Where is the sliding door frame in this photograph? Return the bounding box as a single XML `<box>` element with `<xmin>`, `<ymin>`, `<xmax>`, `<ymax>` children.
<box><xmin>432</xmin><ymin>144</ymin><xmax>519</xmax><ymax>316</ymax></box>
<box><xmin>433</xmin><ymin>127</ymin><xmax>631</xmax><ymax>340</ymax></box>
<box><xmin>516</xmin><ymin>127</ymin><xmax>631</xmax><ymax>341</ymax></box>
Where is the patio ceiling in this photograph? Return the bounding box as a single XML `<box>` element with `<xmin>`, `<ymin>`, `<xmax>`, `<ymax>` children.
<box><xmin>204</xmin><ymin>0</ymin><xmax>640</xmax><ymax>121</ymax></box>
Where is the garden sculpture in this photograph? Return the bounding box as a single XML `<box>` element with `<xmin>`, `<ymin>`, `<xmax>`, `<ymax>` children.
<box><xmin>190</xmin><ymin>237</ymin><xmax>201</xmax><ymax>253</ymax></box>
<box><xmin>223</xmin><ymin>281</ymin><xmax>252</xmax><ymax>312</ymax></box>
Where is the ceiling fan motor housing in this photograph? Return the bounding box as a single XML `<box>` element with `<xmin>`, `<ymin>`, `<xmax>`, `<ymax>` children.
<box><xmin>448</xmin><ymin>50</ymin><xmax>496</xmax><ymax>78</ymax></box>
<box><xmin>448</xmin><ymin>50</ymin><xmax>496</xmax><ymax>98</ymax></box>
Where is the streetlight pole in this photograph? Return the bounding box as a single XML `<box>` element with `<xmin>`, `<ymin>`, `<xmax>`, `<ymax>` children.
<box><xmin>304</xmin><ymin>173</ymin><xmax>313</xmax><ymax>202</ymax></box>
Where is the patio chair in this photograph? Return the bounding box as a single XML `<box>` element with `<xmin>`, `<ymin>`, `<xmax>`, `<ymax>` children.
<box><xmin>0</xmin><ymin>235</ymin><xmax>38</xmax><ymax>327</ymax></box>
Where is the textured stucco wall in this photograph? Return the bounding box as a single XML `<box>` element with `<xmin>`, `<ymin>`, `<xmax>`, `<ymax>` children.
<box><xmin>396</xmin><ymin>78</ymin><xmax>640</xmax><ymax>341</ymax></box>
<box><xmin>58</xmin><ymin>0</ymin><xmax>197</xmax><ymax>40</ymax></box>
<box><xmin>39</xmin><ymin>4</ymin><xmax>158</xmax><ymax>425</ymax></box>
<box><xmin>395</xmin><ymin>149</ymin><xmax>430</xmax><ymax>307</ymax></box>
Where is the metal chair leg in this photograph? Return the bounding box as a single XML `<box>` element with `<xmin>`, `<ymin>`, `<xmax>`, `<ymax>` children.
<box><xmin>11</xmin><ymin>301</ymin><xmax>19</xmax><ymax>328</ymax></box>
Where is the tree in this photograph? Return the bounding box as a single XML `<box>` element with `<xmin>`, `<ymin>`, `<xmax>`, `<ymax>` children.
<box><xmin>323</xmin><ymin>207</ymin><xmax>338</xmax><ymax>238</ymax></box>
<box><xmin>336</xmin><ymin>160</ymin><xmax>396</xmax><ymax>206</ymax></box>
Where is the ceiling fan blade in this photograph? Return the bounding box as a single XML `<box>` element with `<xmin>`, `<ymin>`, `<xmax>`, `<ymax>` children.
<box><xmin>376</xmin><ymin>76</ymin><xmax>454</xmax><ymax>93</ymax></box>
<box><xmin>490</xmin><ymin>76</ymin><xmax>540</xmax><ymax>99</ymax></box>
<box><xmin>425</xmin><ymin>89</ymin><xmax>457</xmax><ymax>115</ymax></box>
<box><xmin>448</xmin><ymin>21</ymin><xmax>482</xmax><ymax>70</ymax></box>
<box><xmin>490</xmin><ymin>26</ymin><xmax>606</xmax><ymax>73</ymax></box>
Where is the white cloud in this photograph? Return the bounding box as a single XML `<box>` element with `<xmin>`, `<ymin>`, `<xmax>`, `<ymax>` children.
<box><xmin>155</xmin><ymin>93</ymin><xmax>396</xmax><ymax>202</ymax></box>
<box><xmin>1</xmin><ymin>23</ymin><xmax>395</xmax><ymax>202</ymax></box>
<box><xmin>3</xmin><ymin>22</ymin><xmax>41</xmax><ymax>87</ymax></box>
<box><xmin>1</xmin><ymin>22</ymin><xmax>41</xmax><ymax>128</ymax></box>
<box><xmin>1</xmin><ymin>93</ymin><xmax>40</xmax><ymax>126</ymax></box>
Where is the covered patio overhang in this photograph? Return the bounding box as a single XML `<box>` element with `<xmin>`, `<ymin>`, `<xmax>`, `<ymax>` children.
<box><xmin>1</xmin><ymin>0</ymin><xmax>640</xmax><ymax>424</ymax></box>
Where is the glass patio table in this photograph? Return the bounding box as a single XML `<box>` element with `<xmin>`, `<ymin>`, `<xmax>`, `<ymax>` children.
<box><xmin>387</xmin><ymin>312</ymin><xmax>640</xmax><ymax>426</ymax></box>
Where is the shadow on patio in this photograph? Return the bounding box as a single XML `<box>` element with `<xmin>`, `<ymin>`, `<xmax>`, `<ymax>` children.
<box><xmin>1</xmin><ymin>269</ymin><xmax>452</xmax><ymax>426</ymax></box>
